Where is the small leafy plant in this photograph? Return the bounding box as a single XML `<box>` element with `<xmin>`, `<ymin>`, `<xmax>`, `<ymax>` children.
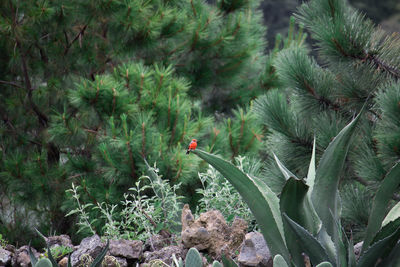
<box><xmin>44</xmin><ymin>245</ymin><xmax>74</xmax><ymax>261</ymax></box>
<box><xmin>193</xmin><ymin>109</ymin><xmax>400</xmax><ymax>266</ymax></box>
<box><xmin>0</xmin><ymin>233</ymin><xmax>8</xmax><ymax>248</ymax></box>
<box><xmin>66</xmin><ymin>161</ymin><xmax>183</xmax><ymax>241</ymax></box>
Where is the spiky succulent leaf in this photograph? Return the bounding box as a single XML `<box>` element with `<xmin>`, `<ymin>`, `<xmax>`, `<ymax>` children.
<box><xmin>357</xmin><ymin>225</ymin><xmax>400</xmax><ymax>267</ymax></box>
<box><xmin>282</xmin><ymin>213</ymin><xmax>331</xmax><ymax>265</ymax></box>
<box><xmin>312</xmin><ymin>110</ymin><xmax>362</xmax><ymax>262</ymax></box>
<box><xmin>280</xmin><ymin>177</ymin><xmax>321</xmax><ymax>266</ymax></box>
<box><xmin>362</xmin><ymin>162</ymin><xmax>400</xmax><ymax>252</ymax></box>
<box><xmin>47</xmin><ymin>244</ymin><xmax>58</xmax><ymax>267</ymax></box>
<box><xmin>193</xmin><ymin>149</ymin><xmax>290</xmax><ymax>262</ymax></box>
<box><xmin>382</xmin><ymin>201</ymin><xmax>400</xmax><ymax>227</ymax></box>
<box><xmin>306</xmin><ymin>137</ymin><xmax>316</xmax><ymax>189</ymax></box>
<box><xmin>371</xmin><ymin>217</ymin><xmax>400</xmax><ymax>245</ymax></box>
<box><xmin>221</xmin><ymin>255</ymin><xmax>239</xmax><ymax>267</ymax></box>
<box><xmin>28</xmin><ymin>245</ymin><xmax>38</xmax><ymax>266</ymax></box>
<box><xmin>90</xmin><ymin>239</ymin><xmax>109</xmax><ymax>267</ymax></box>
<box><xmin>273</xmin><ymin>153</ymin><xmax>297</xmax><ymax>180</ymax></box>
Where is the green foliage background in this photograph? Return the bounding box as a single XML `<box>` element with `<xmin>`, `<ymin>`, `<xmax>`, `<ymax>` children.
<box><xmin>0</xmin><ymin>0</ymin><xmax>399</xmax><ymax>249</ymax></box>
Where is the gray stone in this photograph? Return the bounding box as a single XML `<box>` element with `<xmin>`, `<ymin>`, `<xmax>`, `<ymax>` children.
<box><xmin>143</xmin><ymin>246</ymin><xmax>183</xmax><ymax>266</ymax></box>
<box><xmin>0</xmin><ymin>247</ymin><xmax>12</xmax><ymax>266</ymax></box>
<box><xmin>12</xmin><ymin>245</ymin><xmax>39</xmax><ymax>267</ymax></box>
<box><xmin>145</xmin><ymin>234</ymin><xmax>170</xmax><ymax>252</ymax></box>
<box><xmin>237</xmin><ymin>232</ymin><xmax>272</xmax><ymax>267</ymax></box>
<box><xmin>70</xmin><ymin>235</ymin><xmax>105</xmax><ymax>267</ymax></box>
<box><xmin>46</xmin><ymin>235</ymin><xmax>74</xmax><ymax>249</ymax></box>
<box><xmin>108</xmin><ymin>239</ymin><xmax>143</xmax><ymax>259</ymax></box>
<box><xmin>102</xmin><ymin>255</ymin><xmax>128</xmax><ymax>267</ymax></box>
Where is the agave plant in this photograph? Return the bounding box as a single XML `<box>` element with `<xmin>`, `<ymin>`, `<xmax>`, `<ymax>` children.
<box><xmin>193</xmin><ymin>110</ymin><xmax>400</xmax><ymax>266</ymax></box>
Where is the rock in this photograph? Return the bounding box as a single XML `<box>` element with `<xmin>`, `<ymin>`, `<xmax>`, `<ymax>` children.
<box><xmin>237</xmin><ymin>232</ymin><xmax>272</xmax><ymax>267</ymax></box>
<box><xmin>142</xmin><ymin>245</ymin><xmax>183</xmax><ymax>266</ymax></box>
<box><xmin>70</xmin><ymin>235</ymin><xmax>105</xmax><ymax>267</ymax></box>
<box><xmin>12</xmin><ymin>246</ymin><xmax>39</xmax><ymax>267</ymax></box>
<box><xmin>230</xmin><ymin>217</ymin><xmax>249</xmax><ymax>251</ymax></box>
<box><xmin>102</xmin><ymin>255</ymin><xmax>128</xmax><ymax>267</ymax></box>
<box><xmin>181</xmin><ymin>204</ymin><xmax>247</xmax><ymax>258</ymax></box>
<box><xmin>145</xmin><ymin>234</ymin><xmax>170</xmax><ymax>252</ymax></box>
<box><xmin>46</xmin><ymin>235</ymin><xmax>74</xmax><ymax>249</ymax></box>
<box><xmin>109</xmin><ymin>239</ymin><xmax>143</xmax><ymax>259</ymax></box>
<box><xmin>58</xmin><ymin>257</ymin><xmax>69</xmax><ymax>267</ymax></box>
<box><xmin>0</xmin><ymin>247</ymin><xmax>12</xmax><ymax>266</ymax></box>
<box><xmin>354</xmin><ymin>241</ymin><xmax>363</xmax><ymax>260</ymax></box>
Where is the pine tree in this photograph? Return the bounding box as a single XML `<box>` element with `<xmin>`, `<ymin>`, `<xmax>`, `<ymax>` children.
<box><xmin>254</xmin><ymin>0</ymin><xmax>400</xmax><ymax>239</ymax></box>
<box><xmin>0</xmin><ymin>0</ymin><xmax>266</xmax><ymax>242</ymax></box>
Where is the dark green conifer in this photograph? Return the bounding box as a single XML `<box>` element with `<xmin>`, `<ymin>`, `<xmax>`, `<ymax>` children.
<box><xmin>0</xmin><ymin>0</ymin><xmax>266</xmax><ymax>241</ymax></box>
<box><xmin>254</xmin><ymin>0</ymin><xmax>400</xmax><ymax>239</ymax></box>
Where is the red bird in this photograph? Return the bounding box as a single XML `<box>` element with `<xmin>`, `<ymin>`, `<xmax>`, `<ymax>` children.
<box><xmin>186</xmin><ymin>139</ymin><xmax>197</xmax><ymax>154</ymax></box>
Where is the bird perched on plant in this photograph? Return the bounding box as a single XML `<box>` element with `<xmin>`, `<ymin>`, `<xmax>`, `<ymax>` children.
<box><xmin>186</xmin><ymin>139</ymin><xmax>197</xmax><ymax>154</ymax></box>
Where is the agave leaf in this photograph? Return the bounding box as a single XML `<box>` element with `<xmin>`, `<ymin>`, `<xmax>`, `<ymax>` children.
<box><xmin>35</xmin><ymin>228</ymin><xmax>48</xmax><ymax>244</ymax></box>
<box><xmin>382</xmin><ymin>201</ymin><xmax>400</xmax><ymax>227</ymax></box>
<box><xmin>90</xmin><ymin>239</ymin><xmax>109</xmax><ymax>267</ymax></box>
<box><xmin>330</xmin><ymin>208</ymin><xmax>356</xmax><ymax>267</ymax></box>
<box><xmin>316</xmin><ymin>228</ymin><xmax>337</xmax><ymax>266</ymax></box>
<box><xmin>281</xmin><ymin>176</ymin><xmax>321</xmax><ymax>234</ymax></box>
<box><xmin>371</xmin><ymin>217</ymin><xmax>400</xmax><ymax>245</ymax></box>
<box><xmin>375</xmin><ymin>240</ymin><xmax>400</xmax><ymax>267</ymax></box>
<box><xmin>47</xmin><ymin>243</ymin><xmax>59</xmax><ymax>267</ymax></box>
<box><xmin>329</xmin><ymin>209</ymin><xmax>348</xmax><ymax>267</ymax></box>
<box><xmin>28</xmin><ymin>245</ymin><xmax>38</xmax><ymax>266</ymax></box>
<box><xmin>221</xmin><ymin>255</ymin><xmax>239</xmax><ymax>267</ymax></box>
<box><xmin>306</xmin><ymin>137</ymin><xmax>316</xmax><ymax>189</ymax></box>
<box><xmin>273</xmin><ymin>153</ymin><xmax>297</xmax><ymax>180</ymax></box>
<box><xmin>280</xmin><ymin>177</ymin><xmax>321</xmax><ymax>266</ymax></box>
<box><xmin>356</xmin><ymin>225</ymin><xmax>400</xmax><ymax>267</ymax></box>
<box><xmin>273</xmin><ymin>254</ymin><xmax>289</xmax><ymax>267</ymax></box>
<box><xmin>347</xmin><ymin>236</ymin><xmax>356</xmax><ymax>267</ymax></box>
<box><xmin>362</xmin><ymin>162</ymin><xmax>400</xmax><ymax>253</ymax></box>
<box><xmin>312</xmin><ymin>111</ymin><xmax>362</xmax><ymax>254</ymax></box>
<box><xmin>282</xmin><ymin>213</ymin><xmax>331</xmax><ymax>265</ymax></box>
<box><xmin>193</xmin><ymin>150</ymin><xmax>290</xmax><ymax>262</ymax></box>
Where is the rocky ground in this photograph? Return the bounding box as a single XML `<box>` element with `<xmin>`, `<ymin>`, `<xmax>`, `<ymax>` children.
<box><xmin>0</xmin><ymin>205</ymin><xmax>364</xmax><ymax>266</ymax></box>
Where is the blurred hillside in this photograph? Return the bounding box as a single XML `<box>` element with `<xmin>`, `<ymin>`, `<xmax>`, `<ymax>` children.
<box><xmin>260</xmin><ymin>0</ymin><xmax>400</xmax><ymax>49</ymax></box>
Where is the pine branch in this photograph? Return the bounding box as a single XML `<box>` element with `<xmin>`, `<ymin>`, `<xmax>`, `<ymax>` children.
<box><xmin>0</xmin><ymin>80</ymin><xmax>24</xmax><ymax>89</ymax></box>
<box><xmin>141</xmin><ymin>122</ymin><xmax>146</xmax><ymax>158</ymax></box>
<box><xmin>332</xmin><ymin>38</ymin><xmax>400</xmax><ymax>79</ymax></box>
<box><xmin>169</xmin><ymin>97</ymin><xmax>179</xmax><ymax>146</ymax></box>
<box><xmin>17</xmin><ymin>41</ymin><xmax>49</xmax><ymax>127</ymax></box>
<box><xmin>303</xmin><ymin>79</ymin><xmax>341</xmax><ymax>111</ymax></box>
<box><xmin>126</xmin><ymin>141</ymin><xmax>137</xmax><ymax>179</ymax></box>
<box><xmin>64</xmin><ymin>24</ymin><xmax>88</xmax><ymax>55</ymax></box>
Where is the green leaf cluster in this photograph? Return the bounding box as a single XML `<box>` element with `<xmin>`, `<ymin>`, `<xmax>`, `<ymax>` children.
<box><xmin>0</xmin><ymin>0</ymin><xmax>266</xmax><ymax>242</ymax></box>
